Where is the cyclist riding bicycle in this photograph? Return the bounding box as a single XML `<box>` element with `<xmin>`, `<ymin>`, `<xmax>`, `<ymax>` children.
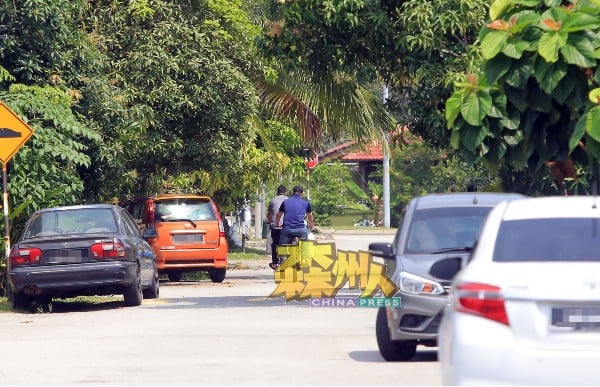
<box><xmin>273</xmin><ymin>184</ymin><xmax>314</xmax><ymax>269</ymax></box>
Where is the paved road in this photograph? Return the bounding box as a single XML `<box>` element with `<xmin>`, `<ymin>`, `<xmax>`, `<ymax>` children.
<box><xmin>0</xmin><ymin>231</ymin><xmax>442</xmax><ymax>386</ymax></box>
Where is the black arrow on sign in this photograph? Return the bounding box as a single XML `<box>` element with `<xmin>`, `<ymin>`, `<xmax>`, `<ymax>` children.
<box><xmin>0</xmin><ymin>128</ymin><xmax>21</xmax><ymax>138</ymax></box>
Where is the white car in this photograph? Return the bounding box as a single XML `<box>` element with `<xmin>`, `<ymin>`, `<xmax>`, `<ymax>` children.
<box><xmin>439</xmin><ymin>196</ymin><xmax>600</xmax><ymax>385</ymax></box>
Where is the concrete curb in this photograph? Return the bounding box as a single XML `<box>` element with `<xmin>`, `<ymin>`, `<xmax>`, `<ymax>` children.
<box><xmin>326</xmin><ymin>228</ymin><xmax>397</xmax><ymax>235</ymax></box>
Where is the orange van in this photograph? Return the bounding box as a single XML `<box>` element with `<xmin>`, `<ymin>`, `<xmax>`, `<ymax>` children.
<box><xmin>122</xmin><ymin>194</ymin><xmax>228</xmax><ymax>282</ymax></box>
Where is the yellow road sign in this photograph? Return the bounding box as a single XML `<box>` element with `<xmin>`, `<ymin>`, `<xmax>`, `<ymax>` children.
<box><xmin>0</xmin><ymin>101</ymin><xmax>34</xmax><ymax>164</ymax></box>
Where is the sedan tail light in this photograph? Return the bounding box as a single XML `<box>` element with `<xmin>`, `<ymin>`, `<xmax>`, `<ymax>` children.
<box><xmin>91</xmin><ymin>241</ymin><xmax>126</xmax><ymax>259</ymax></box>
<box><xmin>9</xmin><ymin>247</ymin><xmax>42</xmax><ymax>266</ymax></box>
<box><xmin>454</xmin><ymin>282</ymin><xmax>509</xmax><ymax>326</ymax></box>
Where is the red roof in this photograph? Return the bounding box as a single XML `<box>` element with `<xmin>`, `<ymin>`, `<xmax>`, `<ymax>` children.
<box><xmin>341</xmin><ymin>143</ymin><xmax>383</xmax><ymax>162</ymax></box>
<box><xmin>320</xmin><ymin>141</ymin><xmax>383</xmax><ymax>162</ymax></box>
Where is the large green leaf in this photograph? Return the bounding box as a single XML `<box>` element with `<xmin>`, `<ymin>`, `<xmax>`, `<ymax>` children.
<box><xmin>446</xmin><ymin>91</ymin><xmax>463</xmax><ymax>128</ymax></box>
<box><xmin>560</xmin><ymin>34</ymin><xmax>596</xmax><ymax>67</ymax></box>
<box><xmin>586</xmin><ymin>137</ymin><xmax>600</xmax><ymax>161</ymax></box>
<box><xmin>586</xmin><ymin>106</ymin><xmax>600</xmax><ymax>142</ymax></box>
<box><xmin>509</xmin><ymin>11</ymin><xmax>540</xmax><ymax>34</ymax></box>
<box><xmin>537</xmin><ymin>60</ymin><xmax>567</xmax><ymax>94</ymax></box>
<box><xmin>502</xmin><ymin>38</ymin><xmax>530</xmax><ymax>59</ymax></box>
<box><xmin>461</xmin><ymin>90</ymin><xmax>493</xmax><ymax>126</ymax></box>
<box><xmin>589</xmin><ymin>87</ymin><xmax>600</xmax><ymax>104</ymax></box>
<box><xmin>562</xmin><ymin>12</ymin><xmax>600</xmax><ymax>33</ymax></box>
<box><xmin>461</xmin><ymin>124</ymin><xmax>489</xmax><ymax>152</ymax></box>
<box><xmin>485</xmin><ymin>55</ymin><xmax>512</xmax><ymax>84</ymax></box>
<box><xmin>533</xmin><ymin>55</ymin><xmax>552</xmax><ymax>82</ymax></box>
<box><xmin>505</xmin><ymin>59</ymin><xmax>534</xmax><ymax>89</ymax></box>
<box><xmin>481</xmin><ymin>30</ymin><xmax>510</xmax><ymax>59</ymax></box>
<box><xmin>539</xmin><ymin>31</ymin><xmax>568</xmax><ymax>63</ymax></box>
<box><xmin>489</xmin><ymin>0</ymin><xmax>511</xmax><ymax>20</ymax></box>
<box><xmin>488</xmin><ymin>93</ymin><xmax>508</xmax><ymax>118</ymax></box>
<box><xmin>499</xmin><ymin>107</ymin><xmax>521</xmax><ymax>129</ymax></box>
<box><xmin>515</xmin><ymin>0</ymin><xmax>542</xmax><ymax>5</ymax></box>
<box><xmin>450</xmin><ymin>127</ymin><xmax>461</xmax><ymax>149</ymax></box>
<box><xmin>570</xmin><ymin>115</ymin><xmax>586</xmax><ymax>152</ymax></box>
<box><xmin>553</xmin><ymin>68</ymin><xmax>577</xmax><ymax>104</ymax></box>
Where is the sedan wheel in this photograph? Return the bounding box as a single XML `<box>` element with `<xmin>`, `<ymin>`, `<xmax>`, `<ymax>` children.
<box><xmin>11</xmin><ymin>290</ymin><xmax>31</xmax><ymax>311</ymax></box>
<box><xmin>143</xmin><ymin>270</ymin><xmax>160</xmax><ymax>299</ymax></box>
<box><xmin>376</xmin><ymin>307</ymin><xmax>417</xmax><ymax>361</ymax></box>
<box><xmin>123</xmin><ymin>268</ymin><xmax>143</xmax><ymax>306</ymax></box>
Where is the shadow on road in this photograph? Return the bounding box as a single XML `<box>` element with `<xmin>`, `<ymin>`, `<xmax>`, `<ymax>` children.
<box><xmin>48</xmin><ymin>299</ymin><xmax>125</xmax><ymax>313</ymax></box>
<box><xmin>349</xmin><ymin>349</ymin><xmax>438</xmax><ymax>363</ymax></box>
<box><xmin>142</xmin><ymin>295</ymin><xmax>309</xmax><ymax>309</ymax></box>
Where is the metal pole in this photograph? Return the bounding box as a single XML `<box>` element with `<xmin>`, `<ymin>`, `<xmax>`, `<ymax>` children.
<box><xmin>382</xmin><ymin>85</ymin><xmax>391</xmax><ymax>228</ymax></box>
<box><xmin>3</xmin><ymin>162</ymin><xmax>10</xmax><ymax>297</ymax></box>
<box><xmin>3</xmin><ymin>163</ymin><xmax>9</xmax><ymax>260</ymax></box>
<box><xmin>306</xmin><ymin>167</ymin><xmax>311</xmax><ymax>200</ymax></box>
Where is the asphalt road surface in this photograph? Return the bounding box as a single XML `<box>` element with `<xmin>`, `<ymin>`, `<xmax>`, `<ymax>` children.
<box><xmin>0</xmin><ymin>231</ymin><xmax>442</xmax><ymax>386</ymax></box>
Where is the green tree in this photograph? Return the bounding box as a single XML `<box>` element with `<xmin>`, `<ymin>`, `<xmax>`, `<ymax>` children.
<box><xmin>309</xmin><ymin>161</ymin><xmax>354</xmax><ymax>226</ymax></box>
<box><xmin>446</xmin><ymin>0</ymin><xmax>600</xmax><ymax>193</ymax></box>
<box><xmin>259</xmin><ymin>0</ymin><xmax>487</xmax><ymax>146</ymax></box>
<box><xmin>0</xmin><ymin>83</ymin><xmax>101</xmax><ymax>263</ymax></box>
<box><xmin>81</xmin><ymin>1</ymin><xmax>263</xmax><ymax>202</ymax></box>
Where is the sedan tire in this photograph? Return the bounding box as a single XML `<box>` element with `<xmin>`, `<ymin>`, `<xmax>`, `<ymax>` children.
<box><xmin>376</xmin><ymin>307</ymin><xmax>417</xmax><ymax>361</ymax></box>
<box><xmin>143</xmin><ymin>271</ymin><xmax>160</xmax><ymax>299</ymax></box>
<box><xmin>11</xmin><ymin>290</ymin><xmax>30</xmax><ymax>311</ymax></box>
<box><xmin>123</xmin><ymin>269</ymin><xmax>143</xmax><ymax>307</ymax></box>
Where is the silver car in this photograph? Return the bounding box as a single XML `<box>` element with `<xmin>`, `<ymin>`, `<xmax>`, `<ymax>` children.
<box><xmin>368</xmin><ymin>192</ymin><xmax>524</xmax><ymax>361</ymax></box>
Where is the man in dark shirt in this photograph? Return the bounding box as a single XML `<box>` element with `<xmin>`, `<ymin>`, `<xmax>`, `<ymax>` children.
<box><xmin>275</xmin><ymin>184</ymin><xmax>314</xmax><ymax>246</ymax></box>
<box><xmin>266</xmin><ymin>185</ymin><xmax>288</xmax><ymax>270</ymax></box>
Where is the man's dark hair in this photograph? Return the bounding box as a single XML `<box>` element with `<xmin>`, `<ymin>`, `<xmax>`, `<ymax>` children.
<box><xmin>292</xmin><ymin>185</ymin><xmax>304</xmax><ymax>194</ymax></box>
<box><xmin>276</xmin><ymin>185</ymin><xmax>287</xmax><ymax>195</ymax></box>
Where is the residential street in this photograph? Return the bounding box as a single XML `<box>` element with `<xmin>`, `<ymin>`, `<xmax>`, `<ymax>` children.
<box><xmin>0</xmin><ymin>231</ymin><xmax>441</xmax><ymax>386</ymax></box>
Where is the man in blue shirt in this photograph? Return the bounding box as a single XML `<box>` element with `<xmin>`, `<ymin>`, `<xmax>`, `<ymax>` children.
<box><xmin>275</xmin><ymin>185</ymin><xmax>314</xmax><ymax>245</ymax></box>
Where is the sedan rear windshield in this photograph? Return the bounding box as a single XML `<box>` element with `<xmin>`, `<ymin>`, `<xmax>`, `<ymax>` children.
<box><xmin>25</xmin><ymin>208</ymin><xmax>117</xmax><ymax>238</ymax></box>
<box><xmin>155</xmin><ymin>199</ymin><xmax>216</xmax><ymax>222</ymax></box>
<box><xmin>406</xmin><ymin>207</ymin><xmax>492</xmax><ymax>253</ymax></box>
<box><xmin>494</xmin><ymin>218</ymin><xmax>600</xmax><ymax>262</ymax></box>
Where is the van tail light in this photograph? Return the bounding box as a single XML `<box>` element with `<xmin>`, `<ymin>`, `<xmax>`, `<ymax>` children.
<box><xmin>91</xmin><ymin>241</ymin><xmax>126</xmax><ymax>259</ymax></box>
<box><xmin>10</xmin><ymin>247</ymin><xmax>42</xmax><ymax>266</ymax></box>
<box><xmin>454</xmin><ymin>282</ymin><xmax>509</xmax><ymax>326</ymax></box>
<box><xmin>145</xmin><ymin>199</ymin><xmax>155</xmax><ymax>224</ymax></box>
<box><xmin>218</xmin><ymin>221</ymin><xmax>226</xmax><ymax>238</ymax></box>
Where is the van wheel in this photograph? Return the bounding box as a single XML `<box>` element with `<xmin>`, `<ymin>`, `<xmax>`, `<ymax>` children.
<box><xmin>167</xmin><ymin>272</ymin><xmax>183</xmax><ymax>282</ymax></box>
<box><xmin>209</xmin><ymin>268</ymin><xmax>226</xmax><ymax>283</ymax></box>
<box><xmin>376</xmin><ymin>307</ymin><xmax>417</xmax><ymax>361</ymax></box>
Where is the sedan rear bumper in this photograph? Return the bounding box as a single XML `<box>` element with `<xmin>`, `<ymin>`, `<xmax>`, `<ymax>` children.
<box><xmin>440</xmin><ymin>312</ymin><xmax>600</xmax><ymax>385</ymax></box>
<box><xmin>10</xmin><ymin>260</ymin><xmax>138</xmax><ymax>296</ymax></box>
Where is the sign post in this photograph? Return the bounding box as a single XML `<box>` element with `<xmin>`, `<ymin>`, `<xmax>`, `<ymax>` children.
<box><xmin>305</xmin><ymin>155</ymin><xmax>318</xmax><ymax>201</ymax></box>
<box><xmin>0</xmin><ymin>101</ymin><xmax>35</xmax><ymax>294</ymax></box>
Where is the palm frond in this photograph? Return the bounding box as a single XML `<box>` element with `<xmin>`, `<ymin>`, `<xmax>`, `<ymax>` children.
<box><xmin>256</xmin><ymin>67</ymin><xmax>395</xmax><ymax>154</ymax></box>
